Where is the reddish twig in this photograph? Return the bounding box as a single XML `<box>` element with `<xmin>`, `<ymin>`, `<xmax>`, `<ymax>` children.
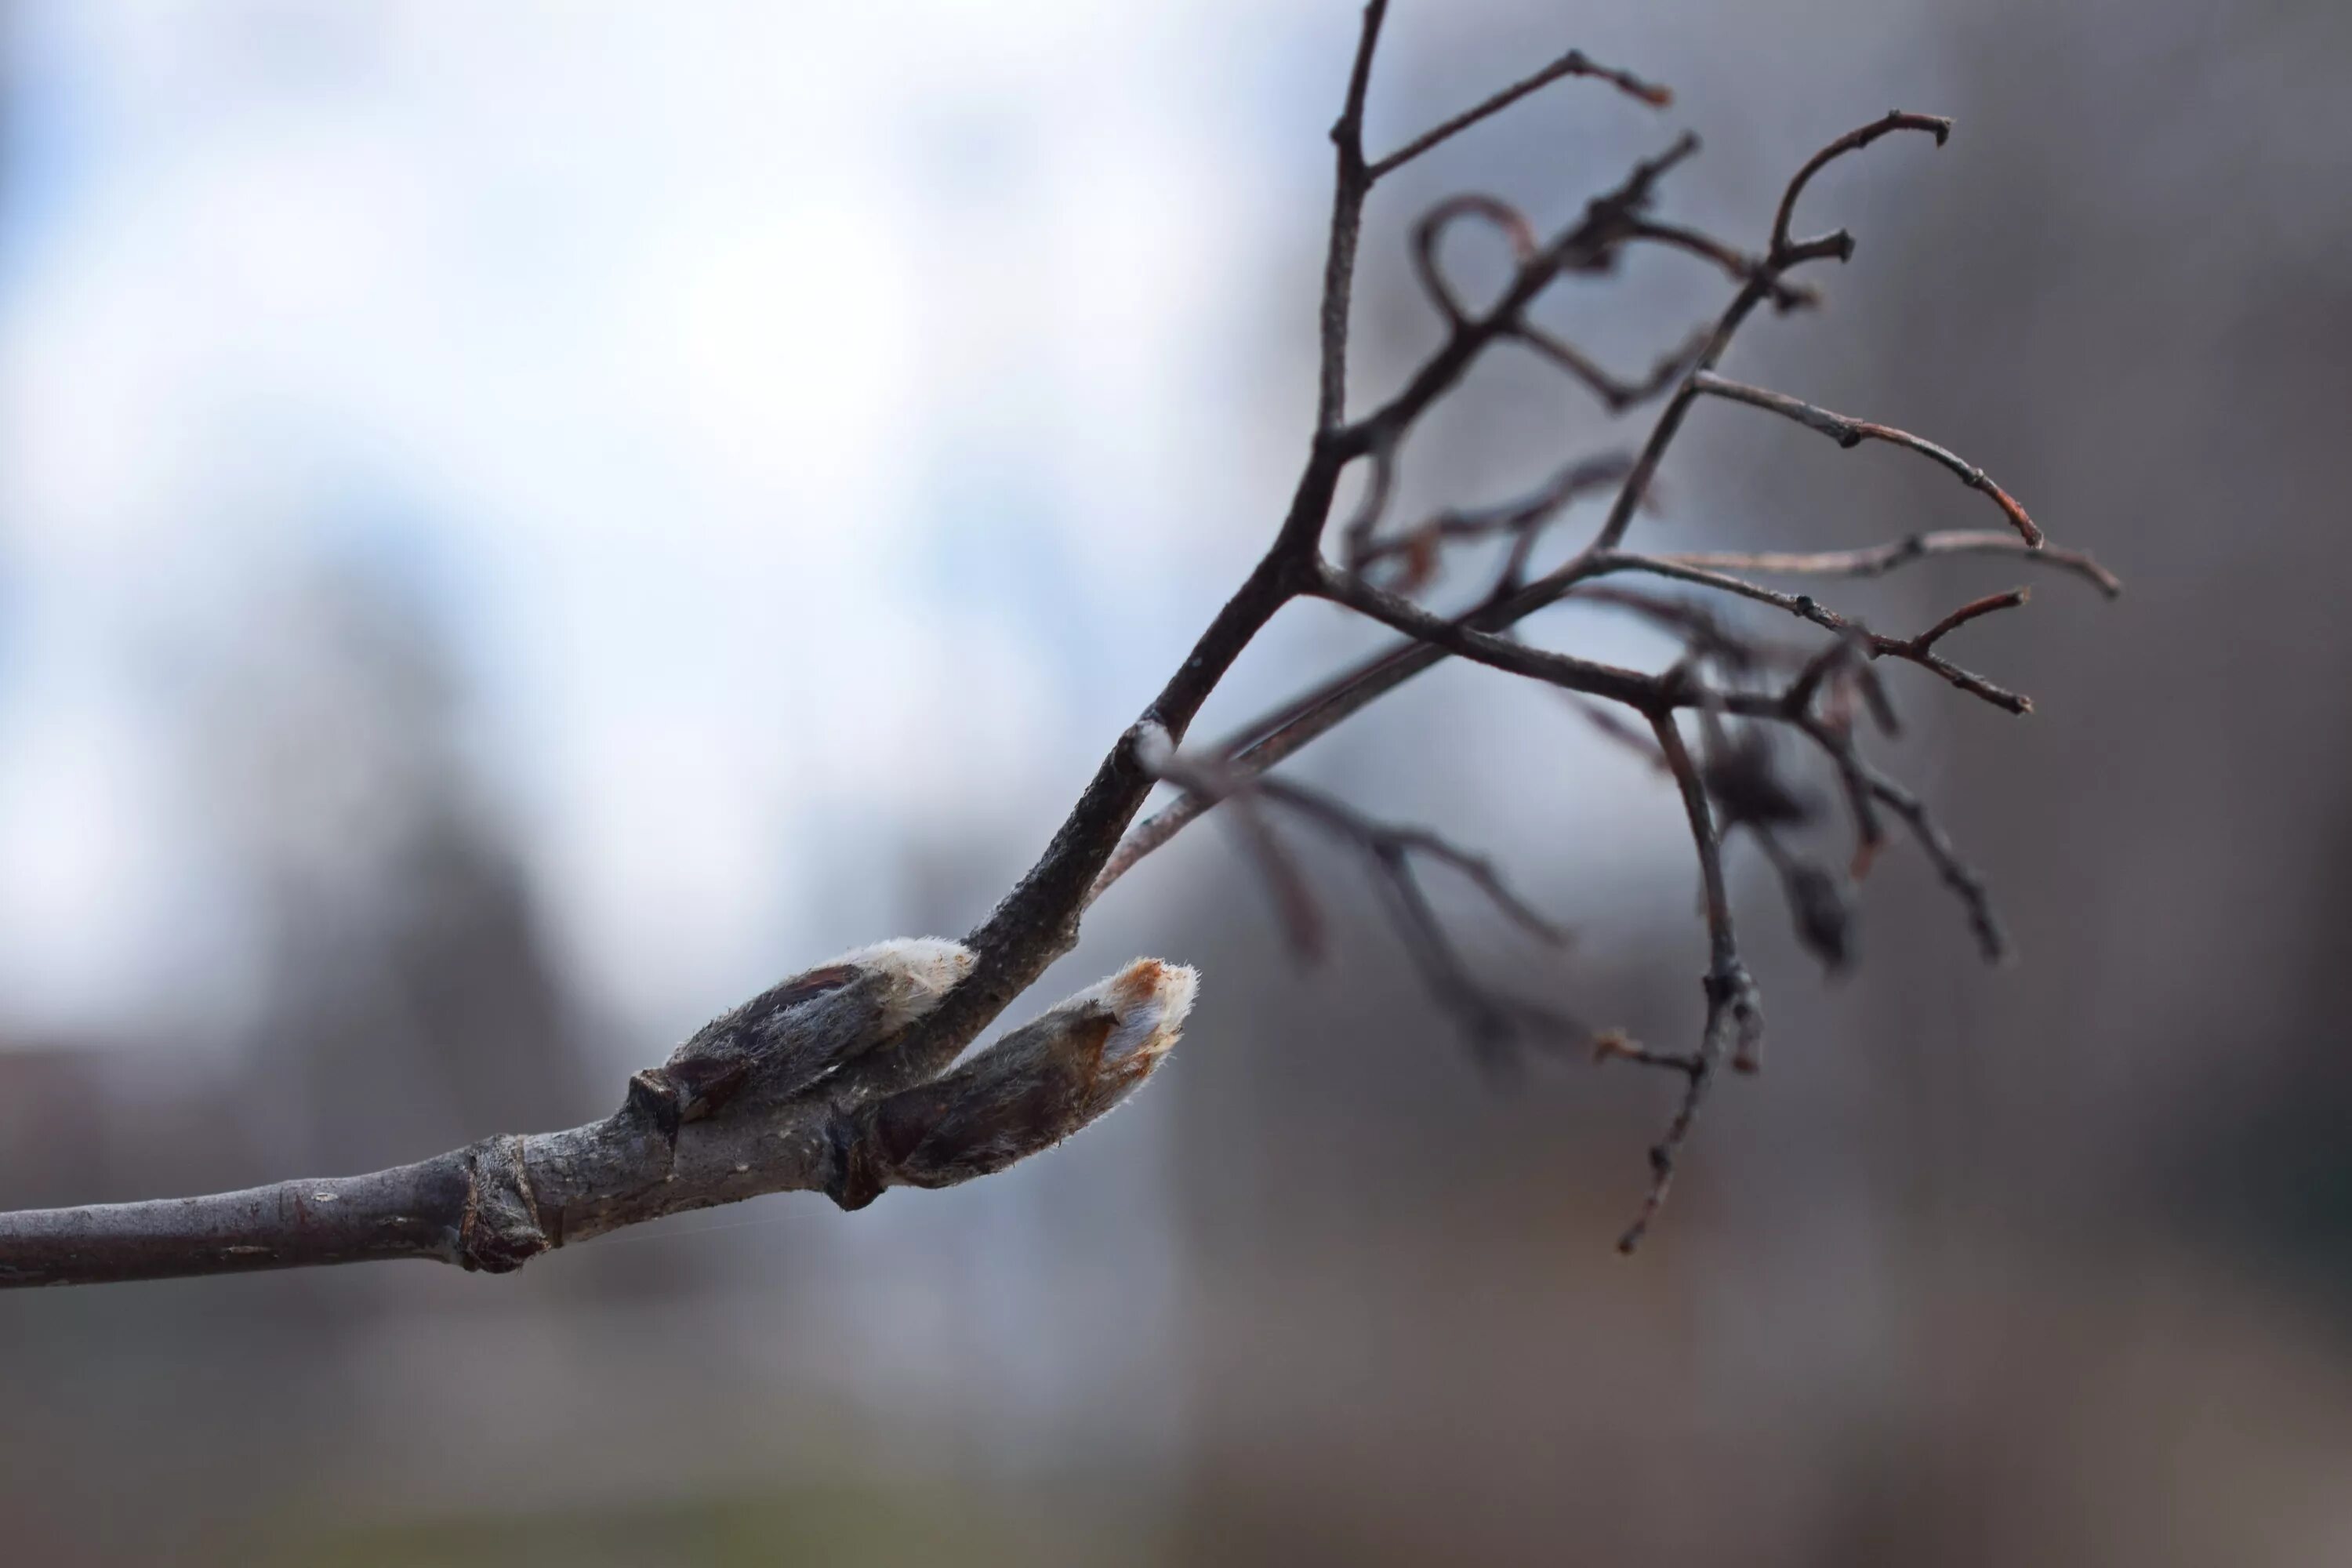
<box><xmin>1691</xmin><ymin>370</ymin><xmax>2045</xmax><ymax>547</ymax></box>
<box><xmin>1907</xmin><ymin>587</ymin><xmax>2030</xmax><ymax>653</ymax></box>
<box><xmin>1771</xmin><ymin>111</ymin><xmax>1952</xmax><ymax>258</ymax></box>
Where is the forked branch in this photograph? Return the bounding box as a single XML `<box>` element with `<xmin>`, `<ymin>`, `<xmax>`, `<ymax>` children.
<box><xmin>0</xmin><ymin>2</ymin><xmax>2112</xmax><ymax>1286</ymax></box>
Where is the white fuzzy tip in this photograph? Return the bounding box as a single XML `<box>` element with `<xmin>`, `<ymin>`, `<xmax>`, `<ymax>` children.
<box><xmin>833</xmin><ymin>937</ymin><xmax>975</xmax><ymax>1032</ymax></box>
<box><xmin>1086</xmin><ymin>957</ymin><xmax>1199</xmax><ymax>1065</ymax></box>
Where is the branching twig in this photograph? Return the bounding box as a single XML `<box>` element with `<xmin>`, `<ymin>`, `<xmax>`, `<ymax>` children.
<box><xmin>1588</xmin><ymin>111</ymin><xmax>1951</xmax><ymax>556</ymax></box>
<box><xmin>1771</xmin><ymin>110</ymin><xmax>1953</xmax><ymax>257</ymax></box>
<box><xmin>0</xmin><ymin>9</ymin><xmax>2113</xmax><ymax>1284</ymax></box>
<box><xmin>1584</xmin><ymin>550</ymin><xmax>2037</xmax><ymax>714</ymax></box>
<box><xmin>1907</xmin><ymin>587</ymin><xmax>2030</xmax><ymax>653</ymax></box>
<box><xmin>1511</xmin><ymin>322</ymin><xmax>1708</xmax><ymax>414</ymax></box>
<box><xmin>1350</xmin><ymin>450</ymin><xmax>1635</xmax><ymax>590</ymax></box>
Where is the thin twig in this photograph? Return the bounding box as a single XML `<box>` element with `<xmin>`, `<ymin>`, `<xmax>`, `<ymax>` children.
<box><xmin>1589</xmin><ymin>110</ymin><xmax>1952</xmax><ymax>556</ymax></box>
<box><xmin>1661</xmin><ymin>531</ymin><xmax>2116</xmax><ymax>597</ymax></box>
<box><xmin>1782</xmin><ymin>626</ymin><xmax>1869</xmax><ymax>717</ymax></box>
<box><xmin>1692</xmin><ymin>370</ymin><xmax>2045</xmax><ymax>547</ymax></box>
<box><xmin>1369</xmin><ymin>46</ymin><xmax>1671</xmax><ymax>180</ymax></box>
<box><xmin>1770</xmin><ymin>110</ymin><xmax>1952</xmax><ymax>258</ymax></box>
<box><xmin>1095</xmin><ymin>513</ymin><xmax>2121</xmax><ymax>901</ymax></box>
<box><xmin>1352</xmin><ymin>450</ymin><xmax>1635</xmax><ymax>590</ymax></box>
<box><xmin>1623</xmin><ymin>220</ymin><xmax>1819</xmax><ymax>310</ymax></box>
<box><xmin>1788</xmin><ymin>711</ymin><xmax>1889</xmax><ymax>877</ymax></box>
<box><xmin>1511</xmin><ymin>322</ymin><xmax>1708</xmax><ymax>413</ymax></box>
<box><xmin>1316</xmin><ymin>0</ymin><xmax>1391</xmax><ymax>432</ymax></box>
<box><xmin>1341</xmin><ymin>129</ymin><xmax>1704</xmax><ymax>461</ymax></box>
<box><xmin>1908</xmin><ymin>587</ymin><xmax>2029</xmax><ymax>652</ymax></box>
<box><xmin>1587</xmin><ymin>551</ymin><xmax>2035</xmax><ymax>714</ymax></box>
<box><xmin>1613</xmin><ymin>712</ymin><xmax>1761</xmax><ymax>1253</ymax></box>
<box><xmin>1410</xmin><ymin>193</ymin><xmax>1537</xmax><ymax>325</ymax></box>
<box><xmin>1854</xmin><ymin>753</ymin><xmax>2009</xmax><ymax>962</ymax></box>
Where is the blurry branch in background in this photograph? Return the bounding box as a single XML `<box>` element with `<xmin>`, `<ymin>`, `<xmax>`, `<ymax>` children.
<box><xmin>1134</xmin><ymin>724</ymin><xmax>1581</xmax><ymax>1075</ymax></box>
<box><xmin>0</xmin><ymin>0</ymin><xmax>2114</xmax><ymax>1287</ymax></box>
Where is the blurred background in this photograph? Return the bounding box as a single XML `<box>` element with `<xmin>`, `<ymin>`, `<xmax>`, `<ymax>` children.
<box><xmin>2</xmin><ymin>0</ymin><xmax>2347</xmax><ymax>1562</ymax></box>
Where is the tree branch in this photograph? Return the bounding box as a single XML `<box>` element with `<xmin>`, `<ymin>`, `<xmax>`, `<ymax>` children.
<box><xmin>0</xmin><ymin>945</ymin><xmax>1196</xmax><ymax>1287</ymax></box>
<box><xmin>1691</xmin><ymin>370</ymin><xmax>2045</xmax><ymax>546</ymax></box>
<box><xmin>0</xmin><ymin>24</ymin><xmax>2114</xmax><ymax>1281</ymax></box>
<box><xmin>1369</xmin><ymin>45</ymin><xmax>1670</xmax><ymax>180</ymax></box>
<box><xmin>1584</xmin><ymin>551</ymin><xmax>2037</xmax><ymax>714</ymax></box>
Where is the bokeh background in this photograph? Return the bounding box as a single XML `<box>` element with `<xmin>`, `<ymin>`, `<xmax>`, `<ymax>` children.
<box><xmin>2</xmin><ymin>1</ymin><xmax>2347</xmax><ymax>1563</ymax></box>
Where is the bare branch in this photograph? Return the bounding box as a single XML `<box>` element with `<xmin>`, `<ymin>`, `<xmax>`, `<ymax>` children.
<box><xmin>1352</xmin><ymin>450</ymin><xmax>1635</xmax><ymax>590</ymax></box>
<box><xmin>1345</xmin><ymin>129</ymin><xmax>1704</xmax><ymax>456</ymax></box>
<box><xmin>0</xmin><ymin>946</ymin><xmax>1198</xmax><ymax>1287</ymax></box>
<box><xmin>1692</xmin><ymin>370</ymin><xmax>2045</xmax><ymax>547</ymax></box>
<box><xmin>1856</xmin><ymin>753</ymin><xmax>2009</xmax><ymax>963</ymax></box>
<box><xmin>1663</xmin><ymin>531</ymin><xmax>2119</xmax><ymax>597</ymax></box>
<box><xmin>1103</xmin><ymin>501</ymin><xmax>2098</xmax><ymax>903</ymax></box>
<box><xmin>1316</xmin><ymin>0</ymin><xmax>1391</xmax><ymax>431</ymax></box>
<box><xmin>1410</xmin><ymin>193</ymin><xmax>1537</xmax><ymax>325</ymax></box>
<box><xmin>1586</xmin><ymin>551</ymin><xmax>2036</xmax><ymax>715</ymax></box>
<box><xmin>1370</xmin><ymin>46</ymin><xmax>1671</xmax><ymax>180</ymax></box>
<box><xmin>1613</xmin><ymin>710</ymin><xmax>1761</xmax><ymax>1254</ymax></box>
<box><xmin>1908</xmin><ymin>586</ymin><xmax>2029</xmax><ymax>653</ymax></box>
<box><xmin>1254</xmin><ymin>781</ymin><xmax>1567</xmax><ymax>949</ymax></box>
<box><xmin>1624</xmin><ymin>220</ymin><xmax>1820</xmax><ymax>310</ymax></box>
<box><xmin>1310</xmin><ymin>558</ymin><xmax>1670</xmax><ymax>711</ymax></box>
<box><xmin>1338</xmin><ymin>431</ymin><xmax>1404</xmax><ymax>568</ymax></box>
<box><xmin>1770</xmin><ymin>110</ymin><xmax>1952</xmax><ymax>259</ymax></box>
<box><xmin>1511</xmin><ymin>321</ymin><xmax>1708</xmax><ymax>414</ymax></box>
<box><xmin>1564</xmin><ymin>581</ymin><xmax>1796</xmax><ymax>673</ymax></box>
<box><xmin>0</xmin><ymin>32</ymin><xmax>2111</xmax><ymax>1280</ymax></box>
<box><xmin>1777</xmin><ymin>707</ymin><xmax>1888</xmax><ymax>875</ymax></box>
<box><xmin>1589</xmin><ymin>111</ymin><xmax>1957</xmax><ymax>556</ymax></box>
<box><xmin>1782</xmin><ymin>626</ymin><xmax>1871</xmax><ymax>717</ymax></box>
<box><xmin>1137</xmin><ymin>730</ymin><xmax>1578</xmax><ymax>1064</ymax></box>
<box><xmin>1102</xmin><ymin>510</ymin><xmax>2111</xmax><ymax>902</ymax></box>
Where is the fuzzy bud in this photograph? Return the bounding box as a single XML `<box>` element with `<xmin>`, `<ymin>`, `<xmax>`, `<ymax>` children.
<box><xmin>828</xmin><ymin>958</ymin><xmax>1197</xmax><ymax>1209</ymax></box>
<box><xmin>628</xmin><ymin>938</ymin><xmax>975</xmax><ymax>1132</ymax></box>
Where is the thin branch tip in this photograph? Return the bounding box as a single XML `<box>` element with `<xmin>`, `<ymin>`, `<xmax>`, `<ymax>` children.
<box><xmin>1367</xmin><ymin>43</ymin><xmax>1671</xmax><ymax>180</ymax></box>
